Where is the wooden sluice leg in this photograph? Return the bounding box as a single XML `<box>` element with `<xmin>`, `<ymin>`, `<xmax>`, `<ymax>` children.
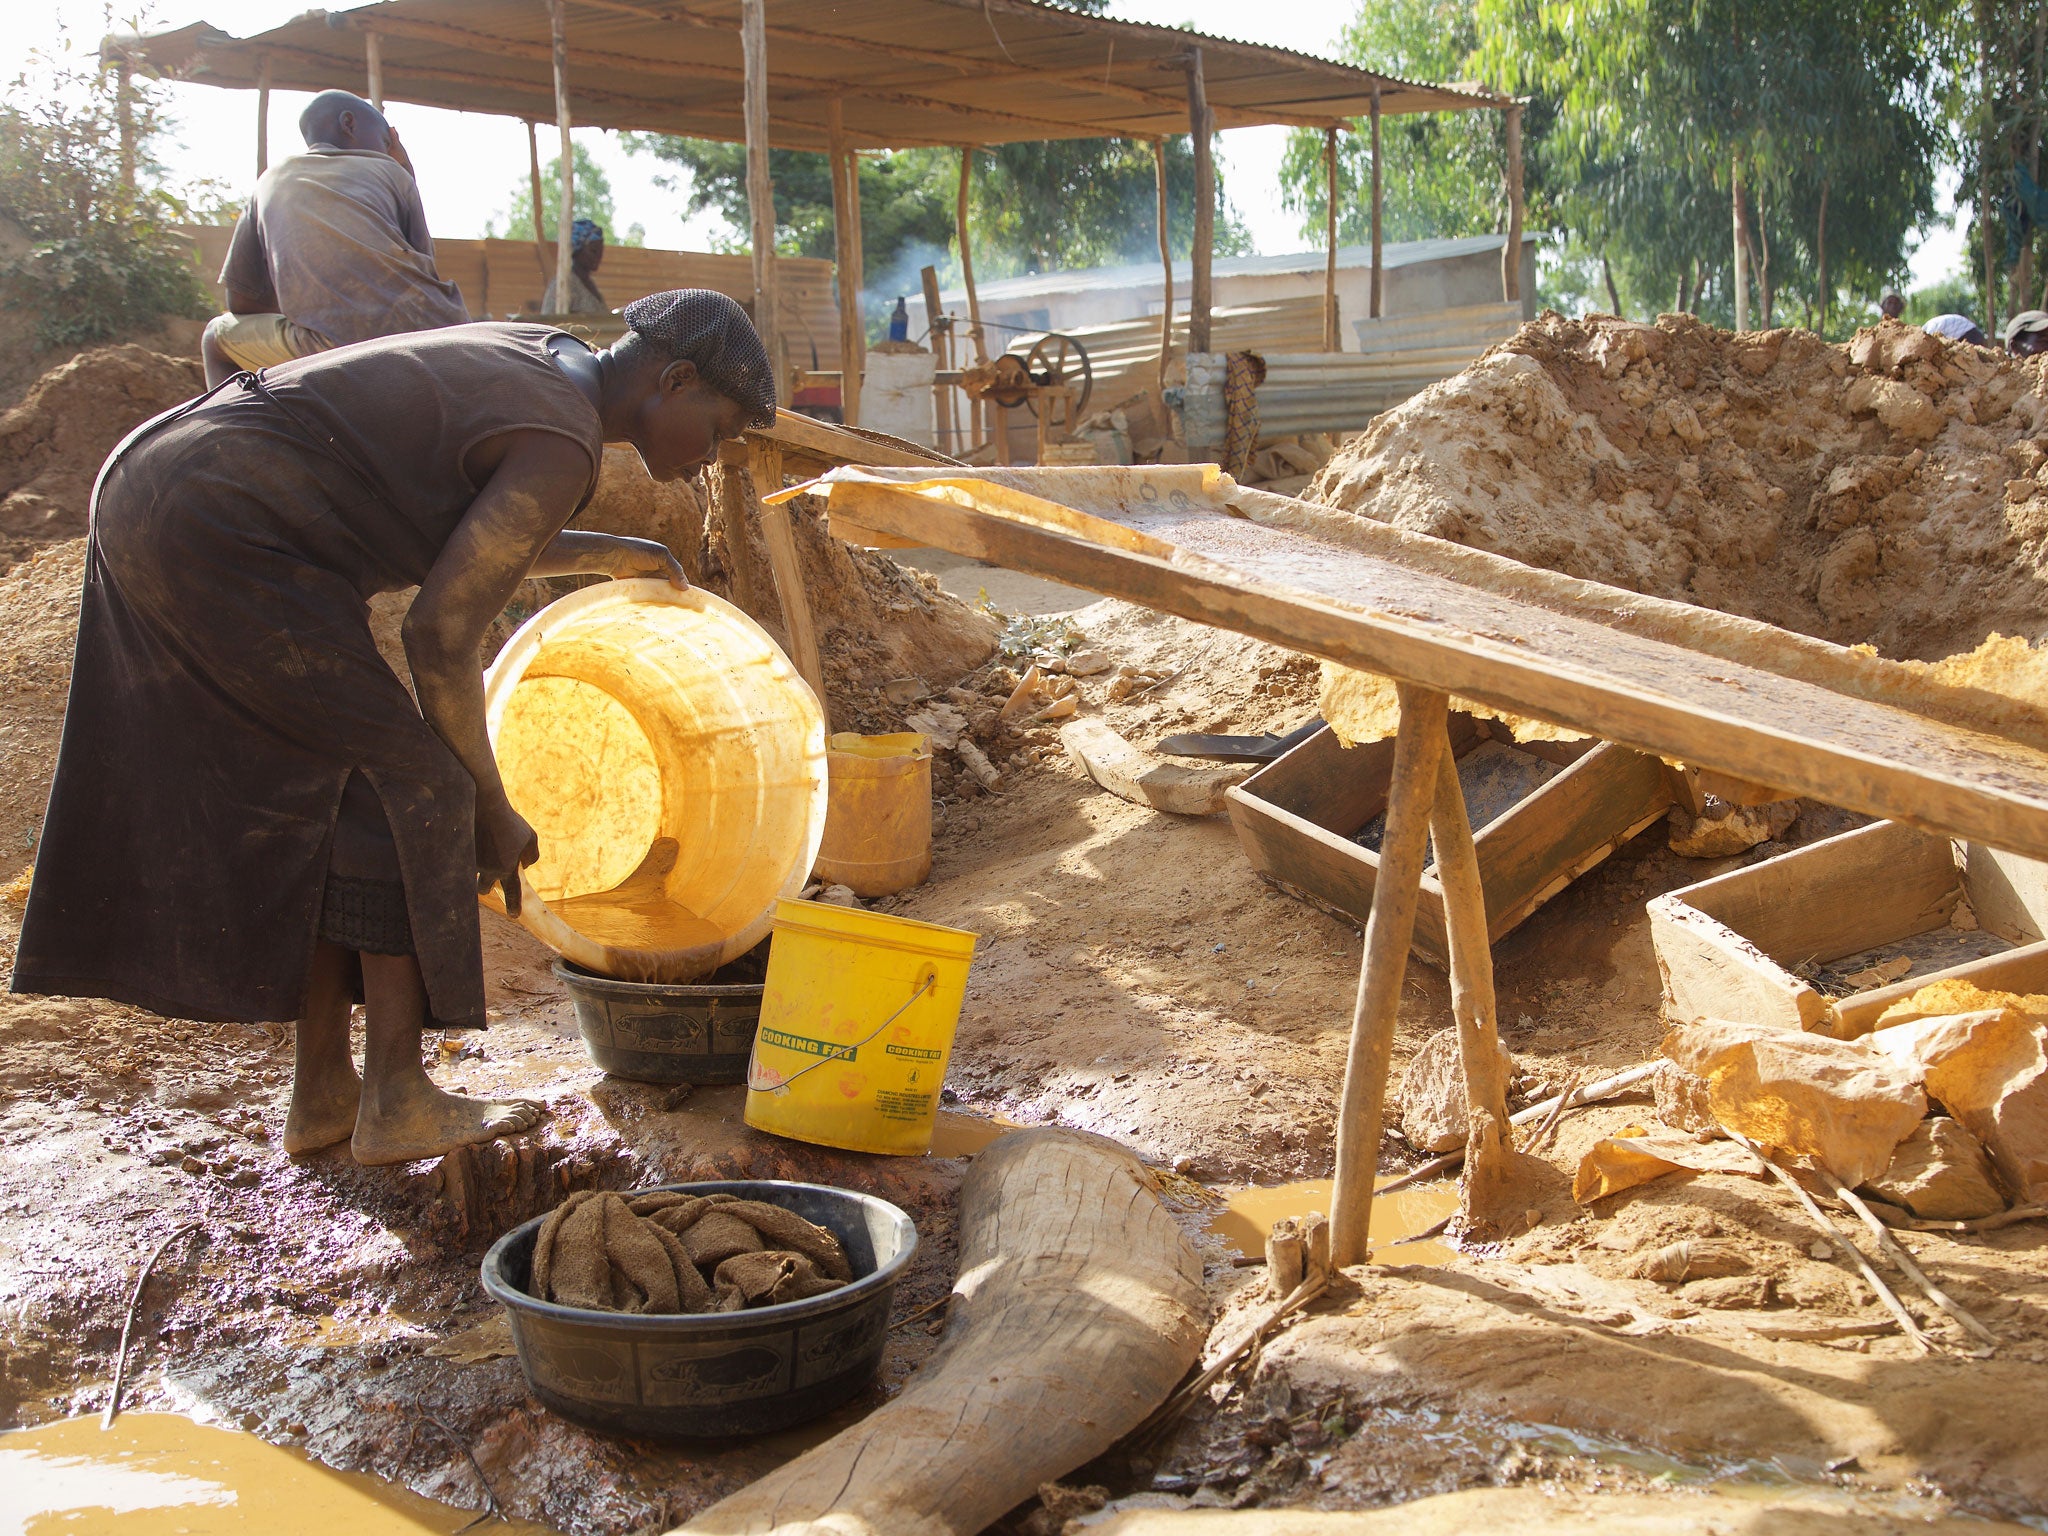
<box><xmin>1430</xmin><ymin>741</ymin><xmax>1523</xmax><ymax>1235</ymax></box>
<box><xmin>1329</xmin><ymin>684</ymin><xmax>1447</xmax><ymax>1268</ymax></box>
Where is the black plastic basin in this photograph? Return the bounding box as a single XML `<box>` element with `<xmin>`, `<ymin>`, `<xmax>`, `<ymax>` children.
<box><xmin>555</xmin><ymin>957</ymin><xmax>764</xmax><ymax>1085</ymax></box>
<box><xmin>480</xmin><ymin>1180</ymin><xmax>917</xmax><ymax>1440</ymax></box>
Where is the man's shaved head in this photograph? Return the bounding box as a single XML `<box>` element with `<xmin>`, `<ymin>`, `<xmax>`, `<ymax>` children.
<box><xmin>299</xmin><ymin>90</ymin><xmax>391</xmax><ymax>152</ymax></box>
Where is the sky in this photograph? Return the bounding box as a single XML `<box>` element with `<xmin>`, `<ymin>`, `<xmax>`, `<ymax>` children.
<box><xmin>10</xmin><ymin>0</ymin><xmax>1964</xmax><ymax>287</ymax></box>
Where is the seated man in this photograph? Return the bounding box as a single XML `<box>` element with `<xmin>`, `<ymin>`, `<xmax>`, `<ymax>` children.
<box><xmin>202</xmin><ymin>90</ymin><xmax>469</xmax><ymax>386</ymax></box>
<box><xmin>541</xmin><ymin>218</ymin><xmax>610</xmax><ymax>315</ymax></box>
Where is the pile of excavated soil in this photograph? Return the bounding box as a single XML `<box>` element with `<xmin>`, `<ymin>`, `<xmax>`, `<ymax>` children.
<box><xmin>0</xmin><ymin>346</ymin><xmax>203</xmax><ymax>572</ymax></box>
<box><xmin>0</xmin><ymin>540</ymin><xmax>83</xmax><ymax>880</ymax></box>
<box><xmin>1311</xmin><ymin>314</ymin><xmax>2048</xmax><ymax>661</ymax></box>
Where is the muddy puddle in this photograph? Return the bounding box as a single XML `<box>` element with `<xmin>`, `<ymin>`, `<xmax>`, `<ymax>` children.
<box><xmin>0</xmin><ymin>1412</ymin><xmax>559</xmax><ymax>1534</ymax></box>
<box><xmin>1206</xmin><ymin>1177</ymin><xmax>1459</xmax><ymax>1265</ymax></box>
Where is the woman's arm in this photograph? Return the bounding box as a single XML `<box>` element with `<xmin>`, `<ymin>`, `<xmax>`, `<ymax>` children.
<box><xmin>528</xmin><ymin>530</ymin><xmax>688</xmax><ymax>587</ymax></box>
<box><xmin>403</xmin><ymin>432</ymin><xmax>595</xmax><ymax>915</ymax></box>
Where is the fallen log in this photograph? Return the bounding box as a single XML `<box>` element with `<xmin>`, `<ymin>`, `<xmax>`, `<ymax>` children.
<box><xmin>680</xmin><ymin>1128</ymin><xmax>1209</xmax><ymax>1536</ymax></box>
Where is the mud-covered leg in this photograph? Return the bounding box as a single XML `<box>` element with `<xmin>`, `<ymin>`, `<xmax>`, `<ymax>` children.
<box><xmin>284</xmin><ymin>940</ymin><xmax>363</xmax><ymax>1156</ymax></box>
<box><xmin>349</xmin><ymin>951</ymin><xmax>543</xmax><ymax>1167</ymax></box>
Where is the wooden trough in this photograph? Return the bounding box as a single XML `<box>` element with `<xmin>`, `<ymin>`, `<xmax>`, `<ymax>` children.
<box><xmin>1650</xmin><ymin>820</ymin><xmax>2048</xmax><ymax>1038</ymax></box>
<box><xmin>1225</xmin><ymin>715</ymin><xmax>1673</xmax><ymax>966</ymax></box>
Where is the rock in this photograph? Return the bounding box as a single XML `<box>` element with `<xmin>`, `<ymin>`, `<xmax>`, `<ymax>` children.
<box><xmin>1683</xmin><ymin>1274</ymin><xmax>1775</xmax><ymax>1310</ymax></box>
<box><xmin>1862</xmin><ymin>1116</ymin><xmax>2007</xmax><ymax>1221</ymax></box>
<box><xmin>816</xmin><ymin>884</ymin><xmax>862</xmax><ymax>908</ymax></box>
<box><xmin>1625</xmin><ymin>1237</ymin><xmax>1751</xmax><ymax>1282</ymax></box>
<box><xmin>1663</xmin><ymin>1019</ymin><xmax>1926</xmax><ymax>1187</ymax></box>
<box><xmin>1667</xmin><ymin>797</ymin><xmax>1800</xmax><ymax>857</ymax></box>
<box><xmin>1843</xmin><ymin>374</ymin><xmax>1943</xmax><ymax>442</ymax></box>
<box><xmin>1396</xmin><ymin>1027</ymin><xmax>1517</xmax><ymax>1154</ymax></box>
<box><xmin>1651</xmin><ymin>1060</ymin><xmax>1721</xmax><ymax>1136</ymax></box>
<box><xmin>1873</xmin><ymin>998</ymin><xmax>2048</xmax><ymax>1204</ymax></box>
<box><xmin>1065</xmin><ymin>650</ymin><xmax>1112</xmax><ymax>677</ymax></box>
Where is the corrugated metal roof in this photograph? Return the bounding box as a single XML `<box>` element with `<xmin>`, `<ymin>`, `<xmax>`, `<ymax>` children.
<box><xmin>108</xmin><ymin>0</ymin><xmax>1512</xmax><ymax>151</ymax></box>
<box><xmin>943</xmin><ymin>233</ymin><xmax>1535</xmax><ymax>306</ymax></box>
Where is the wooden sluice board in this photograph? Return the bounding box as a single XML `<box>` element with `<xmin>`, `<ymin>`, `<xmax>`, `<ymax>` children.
<box><xmin>778</xmin><ymin>464</ymin><xmax>2048</xmax><ymax>863</ymax></box>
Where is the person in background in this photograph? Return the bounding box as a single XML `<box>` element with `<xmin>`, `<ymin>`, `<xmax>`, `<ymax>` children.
<box><xmin>2004</xmin><ymin>310</ymin><xmax>2048</xmax><ymax>358</ymax></box>
<box><xmin>202</xmin><ymin>90</ymin><xmax>469</xmax><ymax>386</ymax></box>
<box><xmin>1924</xmin><ymin>313</ymin><xmax>1988</xmax><ymax>346</ymax></box>
<box><xmin>541</xmin><ymin>219</ymin><xmax>609</xmax><ymax>315</ymax></box>
<box><xmin>1879</xmin><ymin>288</ymin><xmax>1905</xmax><ymax>321</ymax></box>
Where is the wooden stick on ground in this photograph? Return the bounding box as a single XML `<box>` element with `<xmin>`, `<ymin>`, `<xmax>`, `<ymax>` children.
<box><xmin>1823</xmin><ymin>1171</ymin><xmax>1997</xmax><ymax>1352</ymax></box>
<box><xmin>1726</xmin><ymin>1132</ymin><xmax>1933</xmax><ymax>1355</ymax></box>
<box><xmin>104</xmin><ymin>1221</ymin><xmax>202</xmax><ymax>1428</ymax></box>
<box><xmin>1520</xmin><ymin>1070</ymin><xmax>1582</xmax><ymax>1157</ymax></box>
<box><xmin>1330</xmin><ymin>685</ymin><xmax>1448</xmax><ymax>1267</ymax></box>
<box><xmin>682</xmin><ymin>1129</ymin><xmax>1207</xmax><ymax>1536</ymax></box>
<box><xmin>749</xmin><ymin>442</ymin><xmax>830</xmax><ymax>725</ymax></box>
<box><xmin>1863</xmin><ymin>1201</ymin><xmax>2048</xmax><ymax>1235</ymax></box>
<box><xmin>1376</xmin><ymin>1062</ymin><xmax>1658</xmax><ymax>1196</ymax></box>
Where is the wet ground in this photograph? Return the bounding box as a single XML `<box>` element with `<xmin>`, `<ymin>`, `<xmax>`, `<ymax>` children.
<box><xmin>3</xmin><ymin>600</ymin><xmax>2047</xmax><ymax>1533</ymax></box>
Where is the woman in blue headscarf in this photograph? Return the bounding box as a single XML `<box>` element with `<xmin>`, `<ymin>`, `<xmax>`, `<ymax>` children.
<box><xmin>542</xmin><ymin>217</ymin><xmax>609</xmax><ymax>315</ymax></box>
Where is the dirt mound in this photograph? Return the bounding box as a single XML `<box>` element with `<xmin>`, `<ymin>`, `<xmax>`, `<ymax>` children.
<box><xmin>0</xmin><ymin>539</ymin><xmax>84</xmax><ymax>879</ymax></box>
<box><xmin>1311</xmin><ymin>314</ymin><xmax>2048</xmax><ymax>660</ymax></box>
<box><xmin>0</xmin><ymin>346</ymin><xmax>204</xmax><ymax>572</ymax></box>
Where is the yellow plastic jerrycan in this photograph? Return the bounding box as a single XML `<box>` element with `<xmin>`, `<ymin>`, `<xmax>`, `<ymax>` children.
<box><xmin>744</xmin><ymin>898</ymin><xmax>978</xmax><ymax>1155</ymax></box>
<box><xmin>482</xmin><ymin>579</ymin><xmax>828</xmax><ymax>984</ymax></box>
<box><xmin>813</xmin><ymin>732</ymin><xmax>933</xmax><ymax>898</ymax></box>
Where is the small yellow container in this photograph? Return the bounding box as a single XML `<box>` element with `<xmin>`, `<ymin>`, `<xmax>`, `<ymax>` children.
<box><xmin>744</xmin><ymin>899</ymin><xmax>978</xmax><ymax>1155</ymax></box>
<box><xmin>813</xmin><ymin>732</ymin><xmax>933</xmax><ymax>897</ymax></box>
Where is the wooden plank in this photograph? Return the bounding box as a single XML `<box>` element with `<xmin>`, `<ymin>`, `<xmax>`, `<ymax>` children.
<box><xmin>785</xmin><ymin>467</ymin><xmax>2048</xmax><ymax>863</ymax></box>
<box><xmin>1648</xmin><ymin>895</ymin><xmax>1827</xmax><ymax>1033</ymax></box>
<box><xmin>1832</xmin><ymin>940</ymin><xmax>2048</xmax><ymax>1035</ymax></box>
<box><xmin>1678</xmin><ymin>820</ymin><xmax>1957</xmax><ymax>967</ymax></box>
<box><xmin>1471</xmin><ymin>742</ymin><xmax>1671</xmax><ymax>942</ymax></box>
<box><xmin>1062</xmin><ymin>718</ymin><xmax>1251</xmax><ymax>816</ymax></box>
<box><xmin>680</xmin><ymin>1129</ymin><xmax>1207</xmax><ymax>1536</ymax></box>
<box><xmin>749</xmin><ymin>443</ymin><xmax>828</xmax><ymax>727</ymax></box>
<box><xmin>749</xmin><ymin>408</ymin><xmax>954</xmax><ymax>470</ymax></box>
<box><xmin>1961</xmin><ymin>843</ymin><xmax>2048</xmax><ymax>945</ymax></box>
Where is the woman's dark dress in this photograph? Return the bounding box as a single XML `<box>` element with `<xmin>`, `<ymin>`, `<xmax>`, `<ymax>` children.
<box><xmin>12</xmin><ymin>323</ymin><xmax>603</xmax><ymax>1029</ymax></box>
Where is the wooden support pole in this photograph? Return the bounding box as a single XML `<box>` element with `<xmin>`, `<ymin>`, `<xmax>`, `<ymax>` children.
<box><xmin>1330</xmin><ymin>684</ymin><xmax>1448</xmax><ymax>1267</ymax></box>
<box><xmin>527</xmin><ymin>120</ymin><xmax>552</xmax><ymax>278</ymax></box>
<box><xmin>364</xmin><ymin>30</ymin><xmax>383</xmax><ymax>112</ymax></box>
<box><xmin>1502</xmin><ymin>102</ymin><xmax>1524</xmax><ymax>308</ymax></box>
<box><xmin>114</xmin><ymin>61</ymin><xmax>136</xmax><ymax>197</ymax></box>
<box><xmin>1153</xmin><ymin>137</ymin><xmax>1174</xmax><ymax>387</ymax></box>
<box><xmin>1369</xmin><ymin>84</ymin><xmax>1383</xmax><ymax>320</ymax></box>
<box><xmin>827</xmin><ymin>100</ymin><xmax>863</xmax><ymax>428</ymax></box>
<box><xmin>1429</xmin><ymin>740</ymin><xmax>1520</xmax><ymax>1230</ymax></box>
<box><xmin>546</xmin><ymin>0</ymin><xmax>574</xmax><ymax>310</ymax></box>
<box><xmin>741</xmin><ymin>0</ymin><xmax>782</xmax><ymax>390</ymax></box>
<box><xmin>956</xmin><ymin>144</ymin><xmax>987</xmax><ymax>452</ymax></box>
<box><xmin>1183</xmin><ymin>48</ymin><xmax>1214</xmax><ymax>356</ymax></box>
<box><xmin>1323</xmin><ymin>125</ymin><xmax>1342</xmax><ymax>352</ymax></box>
<box><xmin>256</xmin><ymin>58</ymin><xmax>271</xmax><ymax>179</ymax></box>
<box><xmin>921</xmin><ymin>262</ymin><xmax>954</xmax><ymax>451</ymax></box>
<box><xmin>751</xmin><ymin>443</ymin><xmax>828</xmax><ymax>725</ymax></box>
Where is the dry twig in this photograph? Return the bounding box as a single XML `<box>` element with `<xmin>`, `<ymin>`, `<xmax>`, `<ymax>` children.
<box><xmin>423</xmin><ymin>1413</ymin><xmax>504</xmax><ymax>1531</ymax></box>
<box><xmin>888</xmin><ymin>1295</ymin><xmax>951</xmax><ymax>1332</ymax></box>
<box><xmin>1725</xmin><ymin>1133</ymin><xmax>1933</xmax><ymax>1355</ymax></box>
<box><xmin>103</xmin><ymin>1221</ymin><xmax>203</xmax><ymax>1428</ymax></box>
<box><xmin>1518</xmin><ymin>1070</ymin><xmax>1583</xmax><ymax>1156</ymax></box>
<box><xmin>1379</xmin><ymin>1062</ymin><xmax>1658</xmax><ymax>1195</ymax></box>
<box><xmin>1863</xmin><ymin>1200</ymin><xmax>2048</xmax><ymax>1235</ymax></box>
<box><xmin>1126</xmin><ymin>1274</ymin><xmax>1328</xmax><ymax>1447</ymax></box>
<box><xmin>1822</xmin><ymin>1172</ymin><xmax>1997</xmax><ymax>1353</ymax></box>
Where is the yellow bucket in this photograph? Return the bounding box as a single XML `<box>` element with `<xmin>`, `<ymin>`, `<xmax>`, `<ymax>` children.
<box><xmin>743</xmin><ymin>899</ymin><xmax>978</xmax><ymax>1155</ymax></box>
<box><xmin>813</xmin><ymin>732</ymin><xmax>933</xmax><ymax>898</ymax></box>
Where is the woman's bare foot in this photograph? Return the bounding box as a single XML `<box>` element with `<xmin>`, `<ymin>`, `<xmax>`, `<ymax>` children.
<box><xmin>287</xmin><ymin>943</ymin><xmax>364</xmax><ymax>1156</ymax></box>
<box><xmin>351</xmin><ymin>1077</ymin><xmax>544</xmax><ymax>1167</ymax></box>
<box><xmin>284</xmin><ymin>1066</ymin><xmax>362</xmax><ymax>1155</ymax></box>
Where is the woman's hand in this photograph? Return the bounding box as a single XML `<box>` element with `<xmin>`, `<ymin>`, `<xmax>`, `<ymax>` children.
<box><xmin>476</xmin><ymin>794</ymin><xmax>540</xmax><ymax>917</ymax></box>
<box><xmin>587</xmin><ymin>535</ymin><xmax>690</xmax><ymax>589</ymax></box>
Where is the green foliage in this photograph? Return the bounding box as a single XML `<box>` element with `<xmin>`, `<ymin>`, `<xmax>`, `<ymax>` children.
<box><xmin>489</xmin><ymin>143</ymin><xmax>643</xmax><ymax>245</ymax></box>
<box><xmin>1278</xmin><ymin>0</ymin><xmax>1521</xmax><ymax>244</ymax></box>
<box><xmin>1477</xmin><ymin>0</ymin><xmax>1950</xmax><ymax>332</ymax></box>
<box><xmin>0</xmin><ymin>36</ymin><xmax>212</xmax><ymax>348</ymax></box>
